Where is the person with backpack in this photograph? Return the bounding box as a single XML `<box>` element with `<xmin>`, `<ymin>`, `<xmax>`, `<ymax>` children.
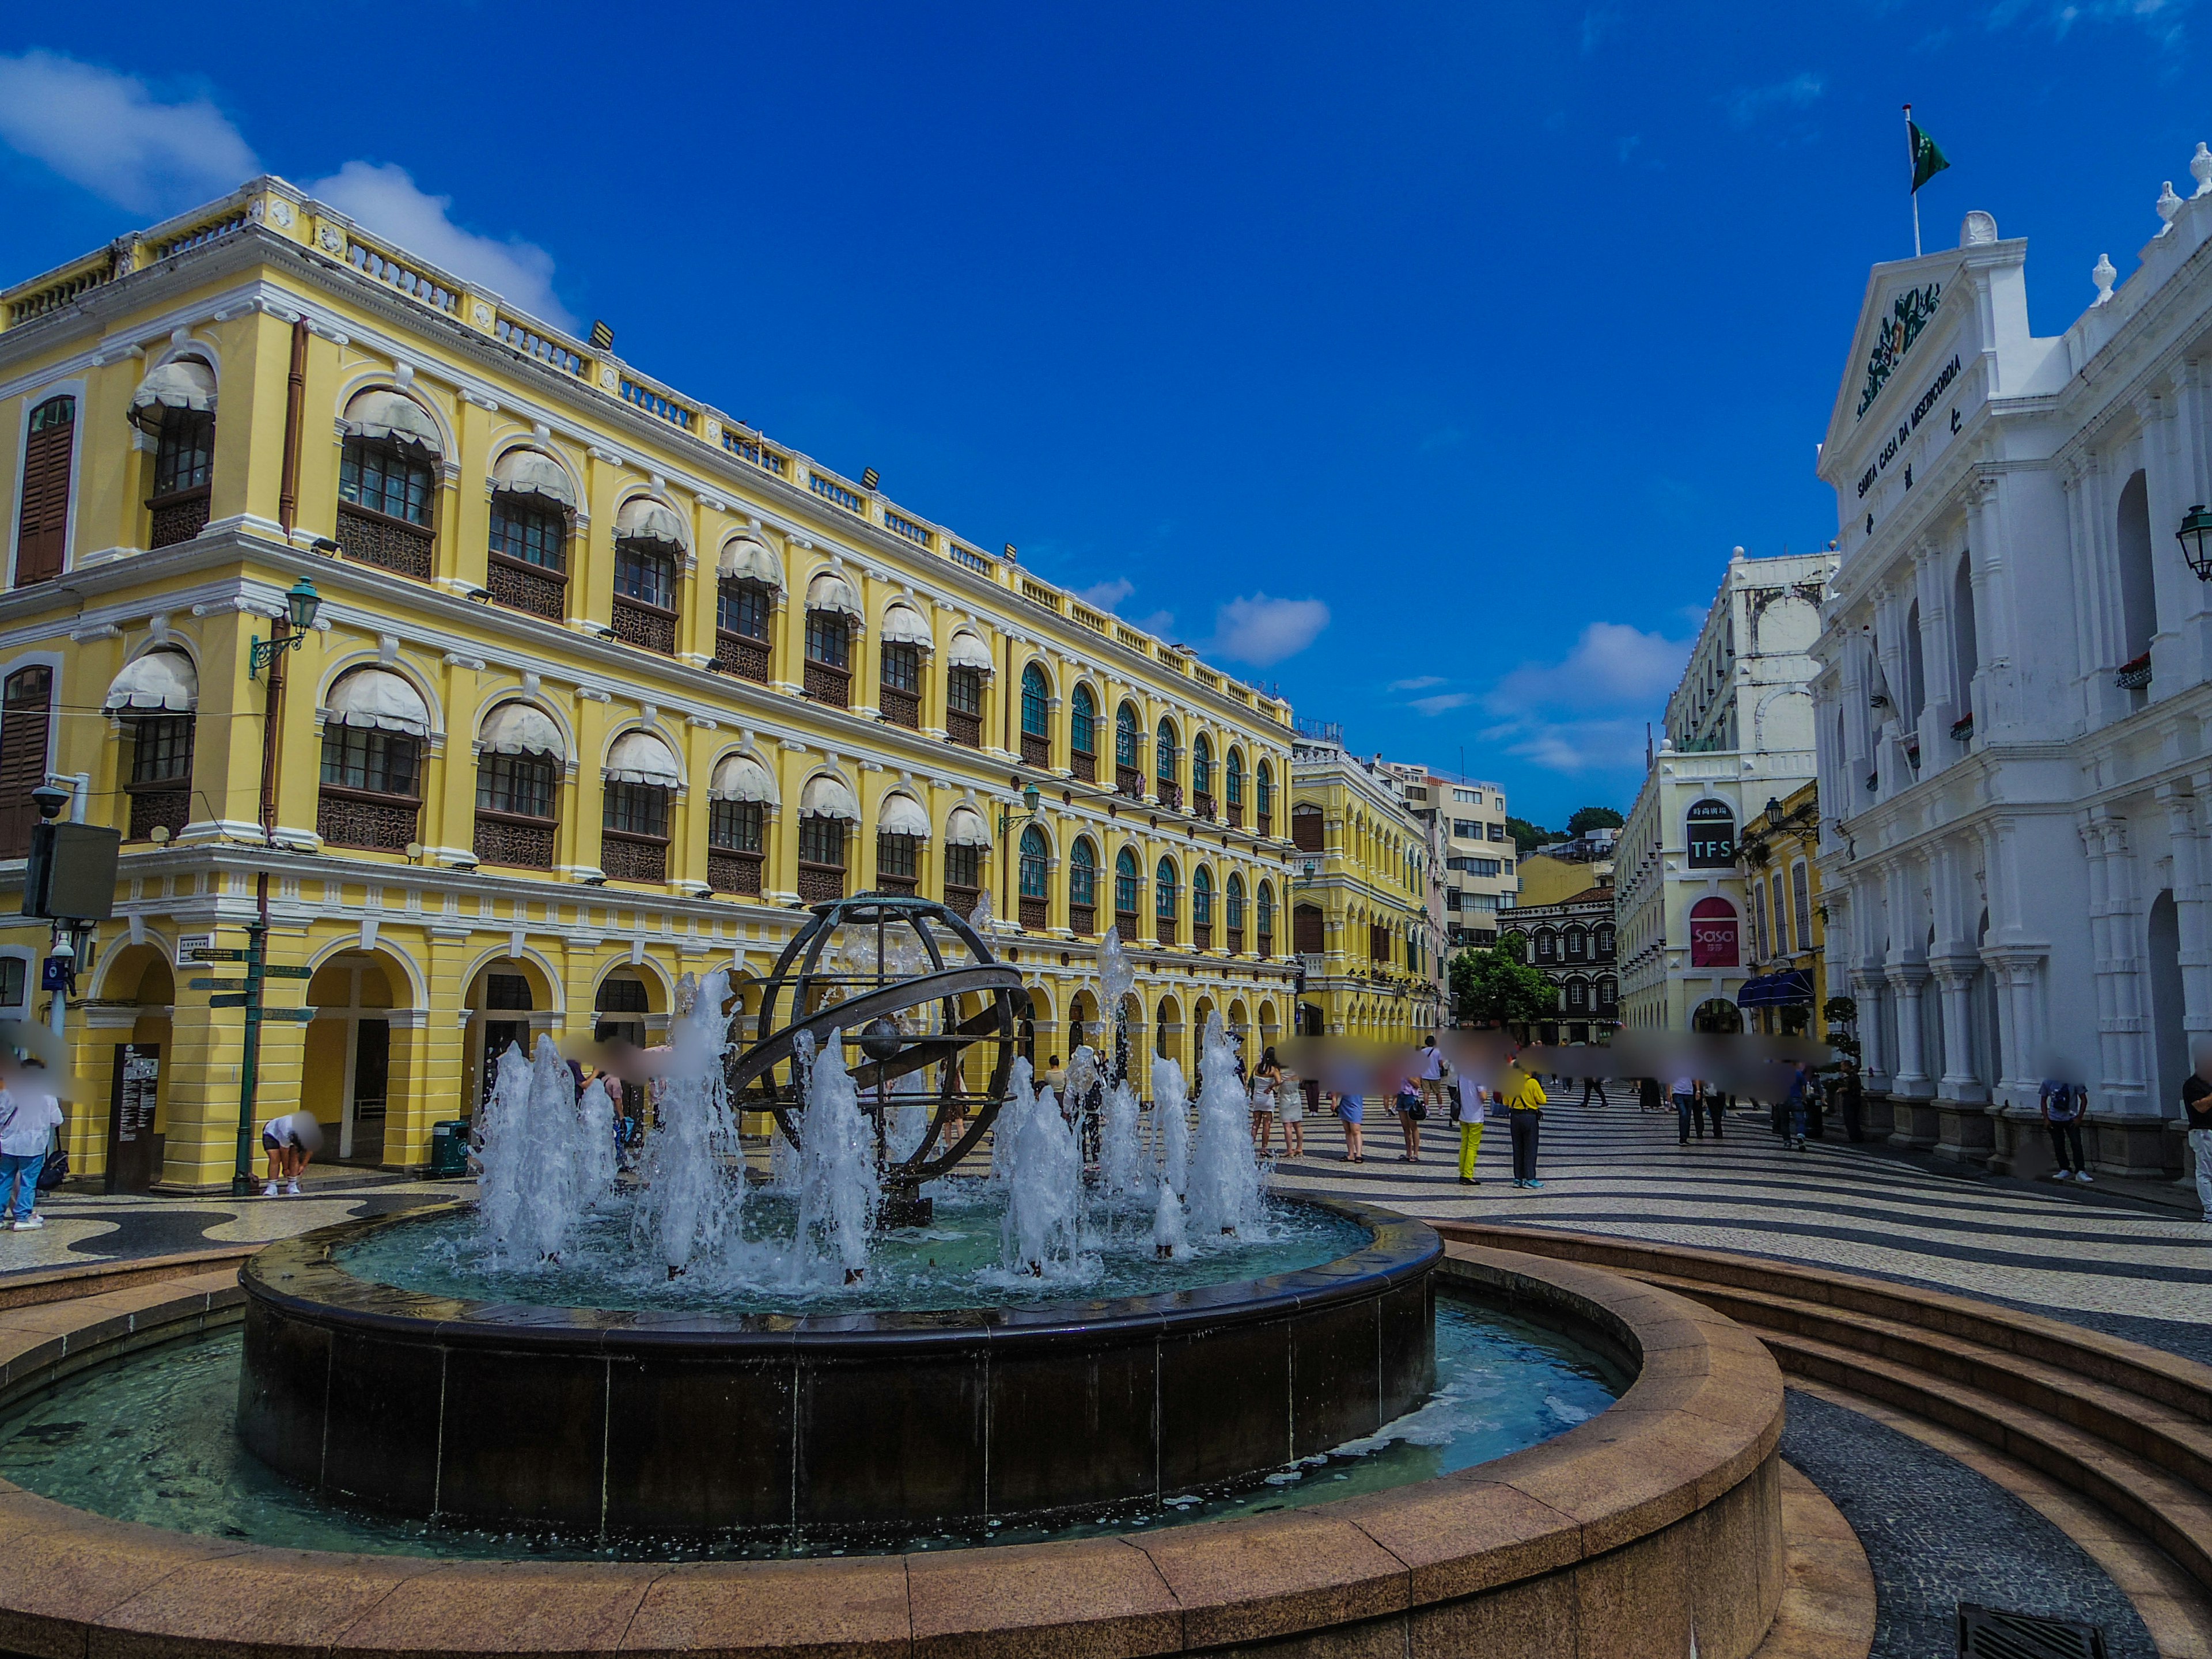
<box><xmin>0</xmin><ymin>1073</ymin><xmax>63</xmax><ymax>1230</ymax></box>
<box><xmin>2041</xmin><ymin>1074</ymin><xmax>2092</xmax><ymax>1183</ymax></box>
<box><xmin>1392</xmin><ymin>1071</ymin><xmax>1427</xmax><ymax>1162</ymax></box>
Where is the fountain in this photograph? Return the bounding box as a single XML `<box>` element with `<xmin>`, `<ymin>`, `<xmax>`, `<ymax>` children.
<box><xmin>235</xmin><ymin>896</ymin><xmax>1439</xmax><ymax>1541</ymax></box>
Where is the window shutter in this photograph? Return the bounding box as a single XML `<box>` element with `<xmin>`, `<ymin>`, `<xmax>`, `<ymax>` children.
<box><xmin>0</xmin><ymin>666</ymin><xmax>54</xmax><ymax>857</ymax></box>
<box><xmin>14</xmin><ymin>400</ymin><xmax>75</xmax><ymax>587</ymax></box>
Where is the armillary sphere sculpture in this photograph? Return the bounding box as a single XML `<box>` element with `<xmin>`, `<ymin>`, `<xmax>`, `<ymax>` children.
<box><xmin>724</xmin><ymin>893</ymin><xmax>1031</xmax><ymax>1225</ymax></box>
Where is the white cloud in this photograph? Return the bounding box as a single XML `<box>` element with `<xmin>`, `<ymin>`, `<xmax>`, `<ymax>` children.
<box><xmin>310</xmin><ymin>162</ymin><xmax>574</xmax><ymax>329</ymax></box>
<box><xmin>0</xmin><ymin>51</ymin><xmax>258</xmax><ymax>213</ymax></box>
<box><xmin>1132</xmin><ymin>609</ymin><xmax>1177</xmax><ymax>637</ymax></box>
<box><xmin>1474</xmin><ymin>620</ymin><xmax>1693</xmax><ymax>774</ymax></box>
<box><xmin>1580</xmin><ymin>5</ymin><xmax>1619</xmax><ymax>52</ymax></box>
<box><xmin>1410</xmin><ymin>692</ymin><xmax>1475</xmax><ymax>716</ymax></box>
<box><xmin>1205</xmin><ymin>594</ymin><xmax>1330</xmax><ymax>666</ymax></box>
<box><xmin>1389</xmin><ymin>676</ymin><xmax>1446</xmax><ymax>693</ymax></box>
<box><xmin>1075</xmin><ymin>577</ymin><xmax>1135</xmax><ymax>610</ymax></box>
<box><xmin>1724</xmin><ymin>73</ymin><xmax>1824</xmax><ymax>128</ymax></box>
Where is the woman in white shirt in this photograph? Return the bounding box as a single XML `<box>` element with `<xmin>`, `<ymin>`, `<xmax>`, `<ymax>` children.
<box><xmin>0</xmin><ymin>1081</ymin><xmax>64</xmax><ymax>1229</ymax></box>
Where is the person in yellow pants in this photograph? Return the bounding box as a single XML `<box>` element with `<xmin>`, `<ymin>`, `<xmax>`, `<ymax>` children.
<box><xmin>1452</xmin><ymin>1064</ymin><xmax>1487</xmax><ymax>1185</ymax></box>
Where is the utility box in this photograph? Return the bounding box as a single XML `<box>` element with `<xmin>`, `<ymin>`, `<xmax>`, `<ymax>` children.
<box><xmin>427</xmin><ymin>1119</ymin><xmax>473</xmax><ymax>1179</ymax></box>
<box><xmin>22</xmin><ymin>823</ymin><xmax>121</xmax><ymax>922</ymax></box>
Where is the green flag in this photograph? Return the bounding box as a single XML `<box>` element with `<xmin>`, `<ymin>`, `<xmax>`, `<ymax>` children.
<box><xmin>1908</xmin><ymin>118</ymin><xmax>1949</xmax><ymax>193</ymax></box>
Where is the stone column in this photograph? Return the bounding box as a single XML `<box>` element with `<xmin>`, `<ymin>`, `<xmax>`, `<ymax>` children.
<box><xmin>1930</xmin><ymin>957</ymin><xmax>1992</xmax><ymax>1164</ymax></box>
<box><xmin>1886</xmin><ymin>962</ymin><xmax>1935</xmax><ymax>1149</ymax></box>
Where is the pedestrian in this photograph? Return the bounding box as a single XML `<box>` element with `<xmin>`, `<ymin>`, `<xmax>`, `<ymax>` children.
<box><xmin>1042</xmin><ymin>1054</ymin><xmax>1068</xmax><ymax>1097</ymax></box>
<box><xmin>1670</xmin><ymin>1072</ymin><xmax>1699</xmax><ymax>1145</ymax></box>
<box><xmin>1578</xmin><ymin>1070</ymin><xmax>1609</xmax><ymax>1108</ymax></box>
<box><xmin>1277</xmin><ymin>1054</ymin><xmax>1307</xmax><ymax>1160</ymax></box>
<box><xmin>1702</xmin><ymin>1081</ymin><xmax>1726</xmax><ymax>1141</ymax></box>
<box><xmin>1836</xmin><ymin>1058</ymin><xmax>1865</xmax><ymax>1142</ymax></box>
<box><xmin>1503</xmin><ymin>1051</ymin><xmax>1547</xmax><ymax>1188</ymax></box>
<box><xmin>1416</xmin><ymin>1036</ymin><xmax>1448</xmax><ymax>1118</ymax></box>
<box><xmin>2184</xmin><ymin>1040</ymin><xmax>2212</xmax><ymax>1222</ymax></box>
<box><xmin>1453</xmin><ymin>1066</ymin><xmax>1487</xmax><ymax>1185</ymax></box>
<box><xmin>2040</xmin><ymin>1074</ymin><xmax>2092</xmax><ymax>1183</ymax></box>
<box><xmin>1638</xmin><ymin>1075</ymin><xmax>1664</xmax><ymax>1114</ymax></box>
<box><xmin>1332</xmin><ymin>1084</ymin><xmax>1365</xmax><ymax>1163</ymax></box>
<box><xmin>0</xmin><ymin>1073</ymin><xmax>63</xmax><ymax>1231</ymax></box>
<box><xmin>1249</xmin><ymin>1047</ymin><xmax>1282</xmax><ymax>1157</ymax></box>
<box><xmin>1785</xmin><ymin>1062</ymin><xmax>1813</xmax><ymax>1151</ymax></box>
<box><xmin>259</xmin><ymin>1111</ymin><xmax>322</xmax><ymax>1196</ymax></box>
<box><xmin>1393</xmin><ymin>1073</ymin><xmax>1426</xmax><ymax>1162</ymax></box>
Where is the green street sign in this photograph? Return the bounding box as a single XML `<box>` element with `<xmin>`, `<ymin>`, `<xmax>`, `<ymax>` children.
<box><xmin>188</xmin><ymin>978</ymin><xmax>244</xmax><ymax>992</ymax></box>
<box><xmin>207</xmin><ymin>993</ymin><xmax>249</xmax><ymax>1008</ymax></box>
<box><xmin>261</xmin><ymin>965</ymin><xmax>313</xmax><ymax>980</ymax></box>
<box><xmin>257</xmin><ymin>1007</ymin><xmax>317</xmax><ymax>1023</ymax></box>
<box><xmin>189</xmin><ymin>948</ymin><xmax>249</xmax><ymax>963</ymax></box>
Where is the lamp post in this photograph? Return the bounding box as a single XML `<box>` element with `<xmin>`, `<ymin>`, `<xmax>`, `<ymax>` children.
<box><xmin>2179</xmin><ymin>505</ymin><xmax>2212</xmax><ymax>580</ymax></box>
<box><xmin>234</xmin><ymin>578</ymin><xmax>323</xmax><ymax>1197</ymax></box>
<box><xmin>996</xmin><ymin>781</ymin><xmax>1043</xmax><ymax>930</ymax></box>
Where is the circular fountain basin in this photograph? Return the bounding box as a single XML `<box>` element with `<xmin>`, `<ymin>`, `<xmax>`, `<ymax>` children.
<box><xmin>238</xmin><ymin>1196</ymin><xmax>1438</xmax><ymax>1540</ymax></box>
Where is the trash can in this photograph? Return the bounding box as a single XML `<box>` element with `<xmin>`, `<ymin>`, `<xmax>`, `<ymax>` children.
<box><xmin>428</xmin><ymin>1119</ymin><xmax>473</xmax><ymax>1179</ymax></box>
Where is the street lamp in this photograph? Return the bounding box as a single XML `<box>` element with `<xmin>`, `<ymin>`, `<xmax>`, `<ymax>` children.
<box><xmin>248</xmin><ymin>578</ymin><xmax>323</xmax><ymax>679</ymax></box>
<box><xmin>2179</xmin><ymin>505</ymin><xmax>2212</xmax><ymax>581</ymax></box>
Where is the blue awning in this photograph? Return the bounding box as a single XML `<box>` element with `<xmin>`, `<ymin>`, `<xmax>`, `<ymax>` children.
<box><xmin>1738</xmin><ymin>970</ymin><xmax>1813</xmax><ymax>1009</ymax></box>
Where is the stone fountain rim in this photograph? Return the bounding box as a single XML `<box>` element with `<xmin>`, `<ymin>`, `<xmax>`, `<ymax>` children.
<box><xmin>240</xmin><ymin>1195</ymin><xmax>1439</xmax><ymax>1354</ymax></box>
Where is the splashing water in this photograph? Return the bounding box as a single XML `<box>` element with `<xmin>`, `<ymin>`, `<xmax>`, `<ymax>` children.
<box><xmin>1153</xmin><ymin>1056</ymin><xmax>1191</xmax><ymax>1199</ymax></box>
<box><xmin>997</xmin><ymin>1059</ymin><xmax>1084</xmax><ymax>1275</ymax></box>
<box><xmin>631</xmin><ymin>969</ymin><xmax>743</xmax><ymax>1275</ymax></box>
<box><xmin>1187</xmin><ymin>1013</ymin><xmax>1267</xmax><ymax>1238</ymax></box>
<box><xmin>791</xmin><ymin>1029</ymin><xmax>882</xmax><ymax>1281</ymax></box>
<box><xmin>576</xmin><ymin>1077</ymin><xmax>618</xmax><ymax>1203</ymax></box>
<box><xmin>1098</xmin><ymin>1075</ymin><xmax>1149</xmax><ymax>1199</ymax></box>
<box><xmin>473</xmin><ymin>1034</ymin><xmax>617</xmax><ymax>1264</ymax></box>
<box><xmin>1152</xmin><ymin>1178</ymin><xmax>1188</xmax><ymax>1259</ymax></box>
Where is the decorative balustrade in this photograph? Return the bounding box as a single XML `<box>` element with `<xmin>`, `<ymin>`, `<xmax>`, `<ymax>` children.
<box><xmin>1071</xmin><ymin>607</ymin><xmax>1108</xmax><ymax>634</ymax></box>
<box><xmin>884</xmin><ymin>509</ymin><xmax>931</xmax><ymax>546</ymax></box>
<box><xmin>1192</xmin><ymin>923</ymin><xmax>1211</xmax><ymax>951</ymax></box>
<box><xmin>1228</xmin><ymin>929</ymin><xmax>1245</xmax><ymax>956</ymax></box>
<box><xmin>474</xmin><ymin>813</ymin><xmax>555</xmax><ymax>869</ymax></box>
<box><xmin>150</xmin><ymin>210</ymin><xmax>248</xmax><ymax>263</ymax></box>
<box><xmin>944</xmin><ymin>882</ymin><xmax>980</xmax><ymax>917</ymax></box>
<box><xmin>1021</xmin><ymin>579</ymin><xmax>1063</xmax><ymax>612</ymax></box>
<box><xmin>495</xmin><ymin>316</ymin><xmax>585</xmax><ymax>377</ymax></box>
<box><xmin>620</xmin><ymin>378</ymin><xmax>694</xmax><ymax>430</ymax></box>
<box><xmin>148</xmin><ymin>487</ymin><xmax>210</xmax><ymax>550</ymax></box>
<box><xmin>487</xmin><ymin>554</ymin><xmax>566</xmax><ymax>620</ymax></box>
<box><xmin>804</xmin><ymin>660</ymin><xmax>852</xmax><ymax>709</ymax></box>
<box><xmin>336</xmin><ymin>506</ymin><xmax>433</xmax><ymax>581</ymax></box>
<box><xmin>948</xmin><ymin>709</ymin><xmax>982</xmax><ymax>748</ymax></box>
<box><xmin>611</xmin><ymin>596</ymin><xmax>677</xmax><ymax>656</ymax></box>
<box><xmin>1069</xmin><ymin>903</ymin><xmax>1096</xmax><ymax>937</ymax></box>
<box><xmin>317</xmin><ymin>789</ymin><xmax>419</xmax><ymax>853</ymax></box>
<box><xmin>347</xmin><ymin>241</ymin><xmax>456</xmax><ymax>313</ymax></box>
<box><xmin>1157</xmin><ymin>918</ymin><xmax>1178</xmax><ymax>948</ymax></box>
<box><xmin>949</xmin><ymin>546</ymin><xmax>993</xmax><ymax>574</ymax></box>
<box><xmin>722</xmin><ymin>429</ymin><xmax>789</xmax><ymax>476</ymax></box>
<box><xmin>1115</xmin><ymin>625</ymin><xmax>1149</xmax><ymax>653</ymax></box>
<box><xmin>4</xmin><ymin>248</ymin><xmax>122</xmax><ymax>328</ymax></box>
<box><xmin>881</xmin><ymin>687</ymin><xmax>921</xmax><ymax>729</ymax></box>
<box><xmin>1021</xmin><ymin>732</ymin><xmax>1051</xmax><ymax>768</ymax></box>
<box><xmin>709</xmin><ymin>850</ymin><xmax>764</xmax><ymax>896</ymax></box>
<box><xmin>809</xmin><ymin>472</ymin><xmax>866</xmax><ymax>514</ymax></box>
<box><xmin>712</xmin><ymin>632</ymin><xmax>771</xmax><ymax>684</ymax></box>
<box><xmin>1019</xmin><ymin>897</ymin><xmax>1049</xmax><ymax>931</ymax></box>
<box><xmin>601</xmin><ymin>833</ymin><xmax>668</xmax><ymax>884</ymax></box>
<box><xmin>1256</xmin><ymin>933</ymin><xmax>1273</xmax><ymax>959</ymax></box>
<box><xmin>1071</xmin><ymin>749</ymin><xmax>1097</xmax><ymax>784</ymax></box>
<box><xmin>2118</xmin><ymin>652</ymin><xmax>2154</xmax><ymax>690</ymax></box>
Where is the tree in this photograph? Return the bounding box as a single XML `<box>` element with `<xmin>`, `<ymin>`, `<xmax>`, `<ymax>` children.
<box><xmin>1449</xmin><ymin>941</ymin><xmax>1558</xmax><ymax>1029</ymax></box>
<box><xmin>1505</xmin><ymin>816</ymin><xmax>1554</xmax><ymax>857</ymax></box>
<box><xmin>1566</xmin><ymin>805</ymin><xmax>1624</xmax><ymax>836</ymax></box>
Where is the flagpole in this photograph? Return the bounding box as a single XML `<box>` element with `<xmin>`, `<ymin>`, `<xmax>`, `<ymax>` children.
<box><xmin>1906</xmin><ymin>103</ymin><xmax>1921</xmax><ymax>257</ymax></box>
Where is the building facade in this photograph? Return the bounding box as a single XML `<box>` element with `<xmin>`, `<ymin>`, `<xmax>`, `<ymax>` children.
<box><xmin>1505</xmin><ymin>880</ymin><xmax>1617</xmax><ymax>1043</ymax></box>
<box><xmin>0</xmin><ymin>177</ymin><xmax>1300</xmax><ymax>1189</ymax></box>
<box><xmin>1516</xmin><ymin>828</ymin><xmax>1615</xmax><ymax>910</ymax></box>
<box><xmin>1735</xmin><ymin>781</ymin><xmax>1826</xmax><ymax>1036</ymax></box>
<box><xmin>1380</xmin><ymin>770</ymin><xmax>1517</xmax><ymax>953</ymax></box>
<box><xmin>1810</xmin><ymin>169</ymin><xmax>2212</xmax><ymax>1178</ymax></box>
<box><xmin>1617</xmin><ymin>548</ymin><xmax>1834</xmax><ymax>1033</ymax></box>
<box><xmin>1287</xmin><ymin>726</ymin><xmax>1444</xmax><ymax>1044</ymax></box>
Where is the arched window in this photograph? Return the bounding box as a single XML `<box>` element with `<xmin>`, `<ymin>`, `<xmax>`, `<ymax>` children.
<box><xmin>1154</xmin><ymin>719</ymin><xmax>1180</xmax><ymax>808</ymax></box>
<box><xmin>609</xmin><ymin>498</ymin><xmax>687</xmax><ymax>657</ymax></box>
<box><xmin>486</xmin><ymin>449</ymin><xmax>574</xmax><ymax>619</ymax></box>
<box><xmin>103</xmin><ymin>648</ymin><xmax>198</xmax><ymax>843</ymax></box>
<box><xmin>1566</xmin><ymin>978</ymin><xmax>1589</xmax><ymax>1012</ymax></box>
<box><xmin>0</xmin><ymin>666</ymin><xmax>54</xmax><ymax>856</ymax></box>
<box><xmin>1155</xmin><ymin>858</ymin><xmax>1180</xmax><ymax>944</ymax></box>
<box><xmin>1114</xmin><ymin>846</ymin><xmax>1142</xmax><ymax>929</ymax></box>
<box><xmin>1291</xmin><ymin>802</ymin><xmax>1324</xmax><ymax>853</ymax></box>
<box><xmin>1225</xmin><ymin>747</ymin><xmax>1246</xmax><ymax>825</ymax></box>
<box><xmin>602</xmin><ymin>730</ymin><xmax>680</xmax><ymax>885</ymax></box>
<box><xmin>1293</xmin><ymin>900</ymin><xmax>1323</xmax><ymax>955</ymax></box>
<box><xmin>1904</xmin><ymin>599</ymin><xmax>1926</xmax><ymax>730</ymax></box>
<box><xmin>1598</xmin><ymin>975</ymin><xmax>1617</xmax><ymax>1009</ymax></box>
<box><xmin>1535</xmin><ymin>930</ymin><xmax>1557</xmax><ymax>962</ymax></box>
<box><xmin>875</xmin><ymin>793</ymin><xmax>929</xmax><ymax>895</ymax></box>
<box><xmin>1952</xmin><ymin>551</ymin><xmax>1978</xmax><ymax>720</ymax></box>
<box><xmin>132</xmin><ymin>357</ymin><xmax>217</xmax><ymax>550</ymax></box>
<box><xmin>1689</xmin><ymin>897</ymin><xmax>1739</xmax><ymax>968</ymax></box>
<box><xmin>1256</xmin><ymin>880</ymin><xmax>1276</xmax><ymax>954</ymax></box>
<box><xmin>1565</xmin><ymin>926</ymin><xmax>1586</xmax><ymax>960</ymax></box>
<box><xmin>707</xmin><ymin>753</ymin><xmax>772</xmax><ymax>896</ymax></box>
<box><xmin>717</xmin><ymin>539</ymin><xmax>782</xmax><ymax>685</ymax></box>
<box><xmin>942</xmin><ymin>805</ymin><xmax>988</xmax><ymax>915</ymax></box>
<box><xmin>2118</xmin><ymin>469</ymin><xmax>2157</xmax><ymax>677</ymax></box>
<box><xmin>15</xmin><ymin>396</ymin><xmax>75</xmax><ymax>588</ymax></box>
<box><xmin>945</xmin><ymin>630</ymin><xmax>990</xmax><ymax>747</ymax></box>
<box><xmin>474</xmin><ymin>701</ymin><xmax>565</xmax><ymax>870</ymax></box>
<box><xmin>798</xmin><ymin>775</ymin><xmax>859</xmax><ymax>903</ymax></box>
<box><xmin>338</xmin><ymin>389</ymin><xmax>440</xmax><ymax>581</ymax></box>
<box><xmin>1595</xmin><ymin>923</ymin><xmax>1615</xmax><ymax>957</ymax></box>
<box><xmin>1191</xmin><ymin>734</ymin><xmax>1214</xmax><ymax>813</ymax></box>
<box><xmin>318</xmin><ymin>668</ymin><xmax>429</xmax><ymax>853</ymax></box>
<box><xmin>1069</xmin><ymin>838</ymin><xmax>1099</xmax><ymax>933</ymax></box>
<box><xmin>1192</xmin><ymin>865</ymin><xmax>1214</xmax><ymax>947</ymax></box>
<box><xmin>1115</xmin><ymin>702</ymin><xmax>1142</xmax><ymax>796</ymax></box>
<box><xmin>1255</xmin><ymin>760</ymin><xmax>1274</xmax><ymax>835</ymax></box>
<box><xmin>1019</xmin><ymin>664</ymin><xmax>1051</xmax><ymax>766</ymax></box>
<box><xmin>1070</xmin><ymin>685</ymin><xmax>1098</xmax><ymax>780</ymax></box>
<box><xmin>1019</xmin><ymin>825</ymin><xmax>1050</xmax><ymax>901</ymax></box>
<box><xmin>1225</xmin><ymin>872</ymin><xmax>1246</xmax><ymax>952</ymax></box>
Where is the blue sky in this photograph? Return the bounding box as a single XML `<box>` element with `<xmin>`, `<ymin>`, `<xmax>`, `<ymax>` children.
<box><xmin>1</xmin><ymin>3</ymin><xmax>2203</xmax><ymax>824</ymax></box>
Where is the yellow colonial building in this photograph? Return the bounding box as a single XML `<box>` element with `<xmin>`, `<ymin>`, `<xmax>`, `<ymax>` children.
<box><xmin>1286</xmin><ymin>724</ymin><xmax>1442</xmax><ymax>1046</ymax></box>
<box><xmin>0</xmin><ymin>177</ymin><xmax>1300</xmax><ymax>1191</ymax></box>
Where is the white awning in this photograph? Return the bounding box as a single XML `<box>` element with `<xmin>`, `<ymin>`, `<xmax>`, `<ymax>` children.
<box><xmin>805</xmin><ymin>570</ymin><xmax>862</xmax><ymax>618</ymax></box>
<box><xmin>323</xmin><ymin>668</ymin><xmax>430</xmax><ymax>737</ymax></box>
<box><xmin>947</xmin><ymin>630</ymin><xmax>994</xmax><ymax>672</ymax></box>
<box><xmin>344</xmin><ymin>388</ymin><xmax>442</xmax><ymax>457</ymax></box>
<box><xmin>491</xmin><ymin>448</ymin><xmax>575</xmax><ymax>512</ymax></box>
<box><xmin>478</xmin><ymin>701</ymin><xmax>564</xmax><ymax>759</ymax></box>
<box><xmin>945</xmin><ymin>805</ymin><xmax>992</xmax><ymax>847</ymax></box>
<box><xmin>128</xmin><ymin>358</ymin><xmax>215</xmax><ymax>429</ymax></box>
<box><xmin>879</xmin><ymin>601</ymin><xmax>932</xmax><ymax>647</ymax></box>
<box><xmin>605</xmin><ymin>730</ymin><xmax>680</xmax><ymax>786</ymax></box>
<box><xmin>615</xmin><ymin>497</ymin><xmax>690</xmax><ymax>552</ymax></box>
<box><xmin>878</xmin><ymin>793</ymin><xmax>931</xmax><ymax>839</ymax></box>
<box><xmin>800</xmin><ymin>774</ymin><xmax>861</xmax><ymax>821</ymax></box>
<box><xmin>718</xmin><ymin>537</ymin><xmax>783</xmax><ymax>588</ymax></box>
<box><xmin>104</xmin><ymin>649</ymin><xmax>198</xmax><ymax>713</ymax></box>
<box><xmin>709</xmin><ymin>753</ymin><xmax>774</xmax><ymax>803</ymax></box>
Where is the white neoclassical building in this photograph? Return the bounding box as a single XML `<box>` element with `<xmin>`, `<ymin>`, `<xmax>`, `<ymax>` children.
<box><xmin>1811</xmin><ymin>151</ymin><xmax>2212</xmax><ymax>1180</ymax></box>
<box><xmin>1617</xmin><ymin>548</ymin><xmax>1832</xmax><ymax>1034</ymax></box>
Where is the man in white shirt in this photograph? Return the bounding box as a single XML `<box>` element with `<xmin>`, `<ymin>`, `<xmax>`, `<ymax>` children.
<box><xmin>1417</xmin><ymin>1037</ymin><xmax>1446</xmax><ymax>1115</ymax></box>
<box><xmin>1453</xmin><ymin>1067</ymin><xmax>1487</xmax><ymax>1185</ymax></box>
<box><xmin>0</xmin><ymin>1078</ymin><xmax>64</xmax><ymax>1230</ymax></box>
